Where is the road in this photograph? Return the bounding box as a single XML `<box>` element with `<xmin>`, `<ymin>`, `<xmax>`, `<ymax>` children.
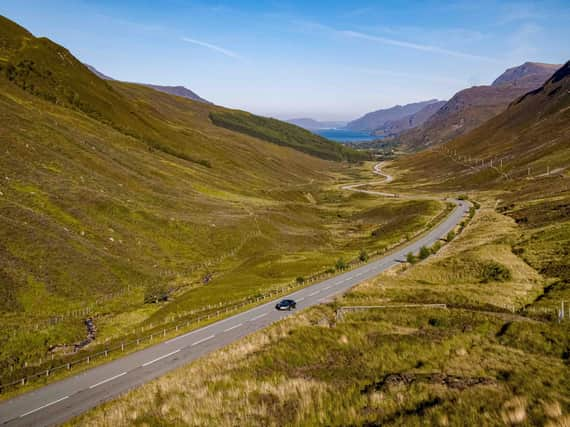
<box><xmin>0</xmin><ymin>164</ymin><xmax>469</xmax><ymax>427</ymax></box>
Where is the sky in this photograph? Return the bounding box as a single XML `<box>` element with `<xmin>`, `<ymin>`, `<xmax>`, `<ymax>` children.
<box><xmin>1</xmin><ymin>0</ymin><xmax>569</xmax><ymax>121</ymax></box>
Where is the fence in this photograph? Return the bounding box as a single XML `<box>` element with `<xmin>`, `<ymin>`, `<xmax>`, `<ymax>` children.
<box><xmin>0</xmin><ymin>200</ymin><xmax>468</xmax><ymax>393</ymax></box>
<box><xmin>335</xmin><ymin>304</ymin><xmax>447</xmax><ymax>321</ymax></box>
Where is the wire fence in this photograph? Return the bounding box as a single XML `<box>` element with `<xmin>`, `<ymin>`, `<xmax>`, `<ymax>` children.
<box><xmin>0</xmin><ymin>248</ymin><xmax>375</xmax><ymax>393</ymax></box>
<box><xmin>0</xmin><ymin>202</ymin><xmax>465</xmax><ymax>393</ymax></box>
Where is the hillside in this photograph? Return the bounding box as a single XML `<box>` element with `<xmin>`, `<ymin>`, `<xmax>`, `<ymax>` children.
<box><xmin>398</xmin><ymin>62</ymin><xmax>560</xmax><ymax>150</ymax></box>
<box><xmin>210</xmin><ymin>110</ymin><xmax>367</xmax><ymax>162</ymax></box>
<box><xmin>345</xmin><ymin>99</ymin><xmax>440</xmax><ymax>132</ymax></box>
<box><xmin>395</xmin><ymin>61</ymin><xmax>570</xmax><ymax>190</ymax></box>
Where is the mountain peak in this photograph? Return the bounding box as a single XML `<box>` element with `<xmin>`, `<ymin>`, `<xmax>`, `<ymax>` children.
<box><xmin>492</xmin><ymin>61</ymin><xmax>561</xmax><ymax>87</ymax></box>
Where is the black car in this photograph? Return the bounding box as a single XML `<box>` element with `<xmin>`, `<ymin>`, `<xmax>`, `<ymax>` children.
<box><xmin>275</xmin><ymin>299</ymin><xmax>296</xmax><ymax>310</ymax></box>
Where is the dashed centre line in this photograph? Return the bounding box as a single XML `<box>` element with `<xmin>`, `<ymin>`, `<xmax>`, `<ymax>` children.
<box><xmin>308</xmin><ymin>291</ymin><xmax>320</xmax><ymax>297</ymax></box>
<box><xmin>249</xmin><ymin>313</ymin><xmax>267</xmax><ymax>322</ymax></box>
<box><xmin>19</xmin><ymin>396</ymin><xmax>69</xmax><ymax>418</ymax></box>
<box><xmin>224</xmin><ymin>323</ymin><xmax>242</xmax><ymax>332</ymax></box>
<box><xmin>297</xmin><ymin>297</ymin><xmax>305</xmax><ymax>302</ymax></box>
<box><xmin>88</xmin><ymin>372</ymin><xmax>127</xmax><ymax>389</ymax></box>
<box><xmin>142</xmin><ymin>349</ymin><xmax>180</xmax><ymax>367</ymax></box>
<box><xmin>191</xmin><ymin>335</ymin><xmax>215</xmax><ymax>346</ymax></box>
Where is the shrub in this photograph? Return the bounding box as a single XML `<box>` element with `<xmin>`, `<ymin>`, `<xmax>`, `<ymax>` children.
<box><xmin>431</xmin><ymin>241</ymin><xmax>442</xmax><ymax>254</ymax></box>
<box><xmin>359</xmin><ymin>250</ymin><xmax>369</xmax><ymax>262</ymax></box>
<box><xmin>406</xmin><ymin>252</ymin><xmax>417</xmax><ymax>264</ymax></box>
<box><xmin>446</xmin><ymin>230</ymin><xmax>456</xmax><ymax>242</ymax></box>
<box><xmin>336</xmin><ymin>258</ymin><xmax>347</xmax><ymax>271</ymax></box>
<box><xmin>296</xmin><ymin>276</ymin><xmax>305</xmax><ymax>285</ymax></box>
<box><xmin>481</xmin><ymin>262</ymin><xmax>512</xmax><ymax>283</ymax></box>
<box><xmin>469</xmin><ymin>207</ymin><xmax>476</xmax><ymax>218</ymax></box>
<box><xmin>419</xmin><ymin>246</ymin><xmax>431</xmax><ymax>260</ymax></box>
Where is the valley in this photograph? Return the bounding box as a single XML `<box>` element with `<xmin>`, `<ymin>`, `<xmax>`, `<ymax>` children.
<box><xmin>0</xmin><ymin>6</ymin><xmax>569</xmax><ymax>427</ymax></box>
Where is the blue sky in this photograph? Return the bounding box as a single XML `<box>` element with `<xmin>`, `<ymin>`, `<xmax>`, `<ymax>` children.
<box><xmin>2</xmin><ymin>0</ymin><xmax>569</xmax><ymax>120</ymax></box>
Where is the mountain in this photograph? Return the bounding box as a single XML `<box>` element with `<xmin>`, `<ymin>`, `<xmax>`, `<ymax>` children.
<box><xmin>141</xmin><ymin>84</ymin><xmax>211</xmax><ymax>104</ymax></box>
<box><xmin>398</xmin><ymin>62</ymin><xmax>561</xmax><ymax>150</ymax></box>
<box><xmin>399</xmin><ymin>60</ymin><xmax>570</xmax><ymax>188</ymax></box>
<box><xmin>85</xmin><ymin>63</ymin><xmax>211</xmax><ymax>104</ymax></box>
<box><xmin>345</xmin><ymin>99</ymin><xmax>441</xmax><ymax>132</ymax></box>
<box><xmin>85</xmin><ymin>64</ymin><xmax>114</xmax><ymax>80</ymax></box>
<box><xmin>286</xmin><ymin>118</ymin><xmax>347</xmax><ymax>130</ymax></box>
<box><xmin>374</xmin><ymin>100</ymin><xmax>446</xmax><ymax>137</ymax></box>
<box><xmin>492</xmin><ymin>61</ymin><xmax>560</xmax><ymax>87</ymax></box>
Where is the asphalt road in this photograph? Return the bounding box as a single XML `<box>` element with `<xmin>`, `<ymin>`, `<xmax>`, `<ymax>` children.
<box><xmin>0</xmin><ymin>165</ymin><xmax>469</xmax><ymax>427</ymax></box>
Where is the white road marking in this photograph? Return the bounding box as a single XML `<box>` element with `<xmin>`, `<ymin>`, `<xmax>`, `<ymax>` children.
<box><xmin>308</xmin><ymin>291</ymin><xmax>320</xmax><ymax>296</ymax></box>
<box><xmin>224</xmin><ymin>323</ymin><xmax>242</xmax><ymax>332</ymax></box>
<box><xmin>142</xmin><ymin>349</ymin><xmax>180</xmax><ymax>367</ymax></box>
<box><xmin>297</xmin><ymin>297</ymin><xmax>305</xmax><ymax>302</ymax></box>
<box><xmin>19</xmin><ymin>396</ymin><xmax>69</xmax><ymax>418</ymax></box>
<box><xmin>249</xmin><ymin>313</ymin><xmax>267</xmax><ymax>322</ymax></box>
<box><xmin>88</xmin><ymin>372</ymin><xmax>127</xmax><ymax>389</ymax></box>
<box><xmin>324</xmin><ymin>286</ymin><xmax>331</xmax><ymax>290</ymax></box>
<box><xmin>191</xmin><ymin>335</ymin><xmax>215</xmax><ymax>346</ymax></box>
<box><xmin>165</xmin><ymin>329</ymin><xmax>199</xmax><ymax>344</ymax></box>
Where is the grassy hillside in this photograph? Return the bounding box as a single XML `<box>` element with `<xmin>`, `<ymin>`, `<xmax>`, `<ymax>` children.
<box><xmin>397</xmin><ymin>62</ymin><xmax>560</xmax><ymax>151</ymax></box>
<box><xmin>209</xmin><ymin>110</ymin><xmax>367</xmax><ymax>162</ymax></box>
<box><xmin>0</xmin><ymin>16</ymin><xmax>442</xmax><ymax>386</ymax></box>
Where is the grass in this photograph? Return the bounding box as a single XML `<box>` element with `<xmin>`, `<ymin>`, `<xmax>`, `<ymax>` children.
<box><xmin>70</xmin><ymin>201</ymin><xmax>570</xmax><ymax>427</ymax></box>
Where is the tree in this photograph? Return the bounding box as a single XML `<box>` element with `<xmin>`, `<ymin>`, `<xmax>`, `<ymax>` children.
<box><xmin>336</xmin><ymin>258</ymin><xmax>347</xmax><ymax>271</ymax></box>
<box><xmin>406</xmin><ymin>252</ymin><xmax>417</xmax><ymax>264</ymax></box>
<box><xmin>359</xmin><ymin>250</ymin><xmax>369</xmax><ymax>262</ymax></box>
<box><xmin>446</xmin><ymin>230</ymin><xmax>456</xmax><ymax>242</ymax></box>
<box><xmin>419</xmin><ymin>246</ymin><xmax>431</xmax><ymax>260</ymax></box>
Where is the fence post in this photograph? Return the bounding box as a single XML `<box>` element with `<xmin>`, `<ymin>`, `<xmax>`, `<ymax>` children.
<box><xmin>121</xmin><ymin>343</ymin><xmax>124</xmax><ymax>352</ymax></box>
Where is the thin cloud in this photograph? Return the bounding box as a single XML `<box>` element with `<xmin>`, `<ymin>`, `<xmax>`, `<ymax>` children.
<box><xmin>181</xmin><ymin>37</ymin><xmax>241</xmax><ymax>59</ymax></box>
<box><xmin>341</xmin><ymin>30</ymin><xmax>497</xmax><ymax>62</ymax></box>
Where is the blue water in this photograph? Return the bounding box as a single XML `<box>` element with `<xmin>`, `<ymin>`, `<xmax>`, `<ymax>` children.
<box><xmin>314</xmin><ymin>128</ymin><xmax>377</xmax><ymax>143</ymax></box>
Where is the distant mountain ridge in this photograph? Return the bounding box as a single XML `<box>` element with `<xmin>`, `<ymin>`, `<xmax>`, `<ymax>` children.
<box><xmin>345</xmin><ymin>99</ymin><xmax>441</xmax><ymax>132</ymax></box>
<box><xmin>374</xmin><ymin>100</ymin><xmax>446</xmax><ymax>137</ymax></box>
<box><xmin>85</xmin><ymin>64</ymin><xmax>211</xmax><ymax>104</ymax></box>
<box><xmin>286</xmin><ymin>118</ymin><xmax>347</xmax><ymax>130</ymax></box>
<box><xmin>398</xmin><ymin>61</ymin><xmax>561</xmax><ymax>150</ymax></box>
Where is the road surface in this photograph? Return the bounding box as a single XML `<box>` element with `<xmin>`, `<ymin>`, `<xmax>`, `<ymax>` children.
<box><xmin>0</xmin><ymin>164</ymin><xmax>469</xmax><ymax>427</ymax></box>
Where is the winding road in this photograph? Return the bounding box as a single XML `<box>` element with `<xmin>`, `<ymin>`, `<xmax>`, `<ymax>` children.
<box><xmin>0</xmin><ymin>164</ymin><xmax>469</xmax><ymax>427</ymax></box>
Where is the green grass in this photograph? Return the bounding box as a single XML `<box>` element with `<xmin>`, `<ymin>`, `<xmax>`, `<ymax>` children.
<box><xmin>71</xmin><ymin>202</ymin><xmax>570</xmax><ymax>427</ymax></box>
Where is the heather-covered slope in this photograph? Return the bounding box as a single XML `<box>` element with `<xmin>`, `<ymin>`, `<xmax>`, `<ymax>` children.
<box><xmin>398</xmin><ymin>62</ymin><xmax>560</xmax><ymax>150</ymax></box>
